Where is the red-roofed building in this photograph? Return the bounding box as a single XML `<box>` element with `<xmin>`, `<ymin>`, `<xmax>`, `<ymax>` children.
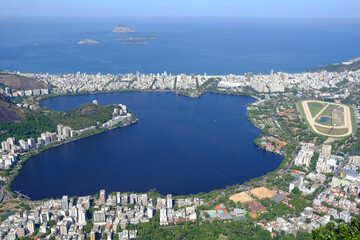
<box><xmin>247</xmin><ymin>201</ymin><xmax>266</xmax><ymax>214</ymax></box>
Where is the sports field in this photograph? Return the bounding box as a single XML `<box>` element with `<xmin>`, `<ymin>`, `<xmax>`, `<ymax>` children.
<box><xmin>229</xmin><ymin>192</ymin><xmax>254</xmax><ymax>203</ymax></box>
<box><xmin>249</xmin><ymin>187</ymin><xmax>277</xmax><ymax>199</ymax></box>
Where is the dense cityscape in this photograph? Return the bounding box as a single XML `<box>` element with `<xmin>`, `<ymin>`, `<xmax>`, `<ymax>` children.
<box><xmin>0</xmin><ymin>55</ymin><xmax>359</xmax><ymax>239</ymax></box>
<box><xmin>1</xmin><ymin>0</ymin><xmax>360</xmax><ymax>236</ymax></box>
<box><xmin>5</xmin><ymin>57</ymin><xmax>359</xmax><ymax>97</ymax></box>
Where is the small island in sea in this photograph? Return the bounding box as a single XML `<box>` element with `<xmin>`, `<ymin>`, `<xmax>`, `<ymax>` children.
<box><xmin>113</xmin><ymin>25</ymin><xmax>136</xmax><ymax>33</ymax></box>
<box><xmin>114</xmin><ymin>36</ymin><xmax>157</xmax><ymax>41</ymax></box>
<box><xmin>125</xmin><ymin>41</ymin><xmax>146</xmax><ymax>45</ymax></box>
<box><xmin>77</xmin><ymin>39</ymin><xmax>99</xmax><ymax>45</ymax></box>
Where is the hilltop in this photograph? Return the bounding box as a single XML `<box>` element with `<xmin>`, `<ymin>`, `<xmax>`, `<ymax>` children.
<box><xmin>0</xmin><ymin>73</ymin><xmax>49</xmax><ymax>90</ymax></box>
<box><xmin>311</xmin><ymin>57</ymin><xmax>360</xmax><ymax>72</ymax></box>
<box><xmin>0</xmin><ymin>94</ymin><xmax>25</xmax><ymax>123</ymax></box>
<box><xmin>49</xmin><ymin>103</ymin><xmax>115</xmax><ymax>130</ymax></box>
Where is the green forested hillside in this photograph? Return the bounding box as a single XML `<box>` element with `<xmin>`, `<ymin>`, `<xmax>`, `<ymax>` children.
<box><xmin>0</xmin><ymin>103</ymin><xmax>118</xmax><ymax>142</ymax></box>
<box><xmin>49</xmin><ymin>103</ymin><xmax>115</xmax><ymax>130</ymax></box>
<box><xmin>311</xmin><ymin>60</ymin><xmax>360</xmax><ymax>73</ymax></box>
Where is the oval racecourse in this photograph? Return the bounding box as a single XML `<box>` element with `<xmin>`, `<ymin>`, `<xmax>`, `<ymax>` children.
<box><xmin>300</xmin><ymin>100</ymin><xmax>354</xmax><ymax>137</ymax></box>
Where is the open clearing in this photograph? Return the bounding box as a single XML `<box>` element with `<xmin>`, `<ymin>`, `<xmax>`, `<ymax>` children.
<box><xmin>308</xmin><ymin>102</ymin><xmax>326</xmax><ymax>117</ymax></box>
<box><xmin>229</xmin><ymin>192</ymin><xmax>254</xmax><ymax>203</ymax></box>
<box><xmin>301</xmin><ymin>100</ymin><xmax>353</xmax><ymax>137</ymax></box>
<box><xmin>249</xmin><ymin>187</ymin><xmax>277</xmax><ymax>199</ymax></box>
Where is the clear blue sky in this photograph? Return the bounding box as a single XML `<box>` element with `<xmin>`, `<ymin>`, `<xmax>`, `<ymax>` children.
<box><xmin>1</xmin><ymin>0</ymin><xmax>359</xmax><ymax>18</ymax></box>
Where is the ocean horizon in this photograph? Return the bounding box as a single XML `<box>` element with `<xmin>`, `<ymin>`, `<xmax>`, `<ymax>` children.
<box><xmin>1</xmin><ymin>16</ymin><xmax>360</xmax><ymax>75</ymax></box>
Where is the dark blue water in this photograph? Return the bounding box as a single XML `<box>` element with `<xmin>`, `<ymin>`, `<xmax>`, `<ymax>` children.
<box><xmin>319</xmin><ymin>117</ymin><xmax>329</xmax><ymax>123</ymax></box>
<box><xmin>1</xmin><ymin>17</ymin><xmax>360</xmax><ymax>75</ymax></box>
<box><xmin>12</xmin><ymin>92</ymin><xmax>282</xmax><ymax>199</ymax></box>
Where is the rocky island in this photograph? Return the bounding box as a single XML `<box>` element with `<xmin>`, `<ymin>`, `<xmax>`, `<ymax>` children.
<box><xmin>113</xmin><ymin>25</ymin><xmax>136</xmax><ymax>33</ymax></box>
<box><xmin>125</xmin><ymin>41</ymin><xmax>146</xmax><ymax>45</ymax></box>
<box><xmin>114</xmin><ymin>36</ymin><xmax>157</xmax><ymax>41</ymax></box>
<box><xmin>77</xmin><ymin>39</ymin><xmax>99</xmax><ymax>45</ymax></box>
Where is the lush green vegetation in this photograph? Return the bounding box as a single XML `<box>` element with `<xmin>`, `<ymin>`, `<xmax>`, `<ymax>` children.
<box><xmin>312</xmin><ymin>218</ymin><xmax>360</xmax><ymax>239</ymax></box>
<box><xmin>124</xmin><ymin>216</ymin><xmax>311</xmax><ymax>240</ymax></box>
<box><xmin>260</xmin><ymin>202</ymin><xmax>295</xmax><ymax>221</ymax></box>
<box><xmin>0</xmin><ymin>103</ymin><xmax>121</xmax><ymax>141</ymax></box>
<box><xmin>84</xmin><ymin>220</ymin><xmax>94</xmax><ymax>233</ymax></box>
<box><xmin>197</xmin><ymin>78</ymin><xmax>218</xmax><ymax>92</ymax></box>
<box><xmin>347</xmin><ymin>130</ymin><xmax>360</xmax><ymax>156</ymax></box>
<box><xmin>329</xmin><ymin>130</ymin><xmax>360</xmax><ymax>155</ymax></box>
<box><xmin>288</xmin><ymin>196</ymin><xmax>312</xmax><ymax>215</ymax></box>
<box><xmin>19</xmin><ymin>203</ymin><xmax>31</xmax><ymax>211</ymax></box>
<box><xmin>0</xmin><ymin>113</ymin><xmax>56</xmax><ymax>142</ymax></box>
<box><xmin>49</xmin><ymin>103</ymin><xmax>116</xmax><ymax>130</ymax></box>
<box><xmin>336</xmin><ymin>78</ymin><xmax>349</xmax><ymax>88</ymax></box>
<box><xmin>311</xmin><ymin>60</ymin><xmax>360</xmax><ymax>73</ymax></box>
<box><xmin>48</xmin><ymin>220</ymin><xmax>57</xmax><ymax>228</ymax></box>
<box><xmin>266</xmin><ymin>173</ymin><xmax>295</xmax><ymax>192</ymax></box>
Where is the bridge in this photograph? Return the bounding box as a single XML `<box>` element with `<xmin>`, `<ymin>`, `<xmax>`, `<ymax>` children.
<box><xmin>14</xmin><ymin>190</ymin><xmax>30</xmax><ymax>200</ymax></box>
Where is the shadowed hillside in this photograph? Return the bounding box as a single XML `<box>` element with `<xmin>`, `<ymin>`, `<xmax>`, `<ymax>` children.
<box><xmin>0</xmin><ymin>73</ymin><xmax>49</xmax><ymax>90</ymax></box>
<box><xmin>0</xmin><ymin>94</ymin><xmax>25</xmax><ymax>123</ymax></box>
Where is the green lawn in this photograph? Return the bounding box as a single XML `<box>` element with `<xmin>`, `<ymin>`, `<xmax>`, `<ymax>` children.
<box><xmin>350</xmin><ymin>106</ymin><xmax>358</xmax><ymax>134</ymax></box>
<box><xmin>320</xmin><ymin>104</ymin><xmax>339</xmax><ymax>118</ymax></box>
<box><xmin>329</xmin><ymin>128</ymin><xmax>349</xmax><ymax>136</ymax></box>
<box><xmin>315</xmin><ymin>104</ymin><xmax>339</xmax><ymax>126</ymax></box>
<box><xmin>314</xmin><ymin>124</ymin><xmax>349</xmax><ymax>136</ymax></box>
<box><xmin>307</xmin><ymin>102</ymin><xmax>325</xmax><ymax>117</ymax></box>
